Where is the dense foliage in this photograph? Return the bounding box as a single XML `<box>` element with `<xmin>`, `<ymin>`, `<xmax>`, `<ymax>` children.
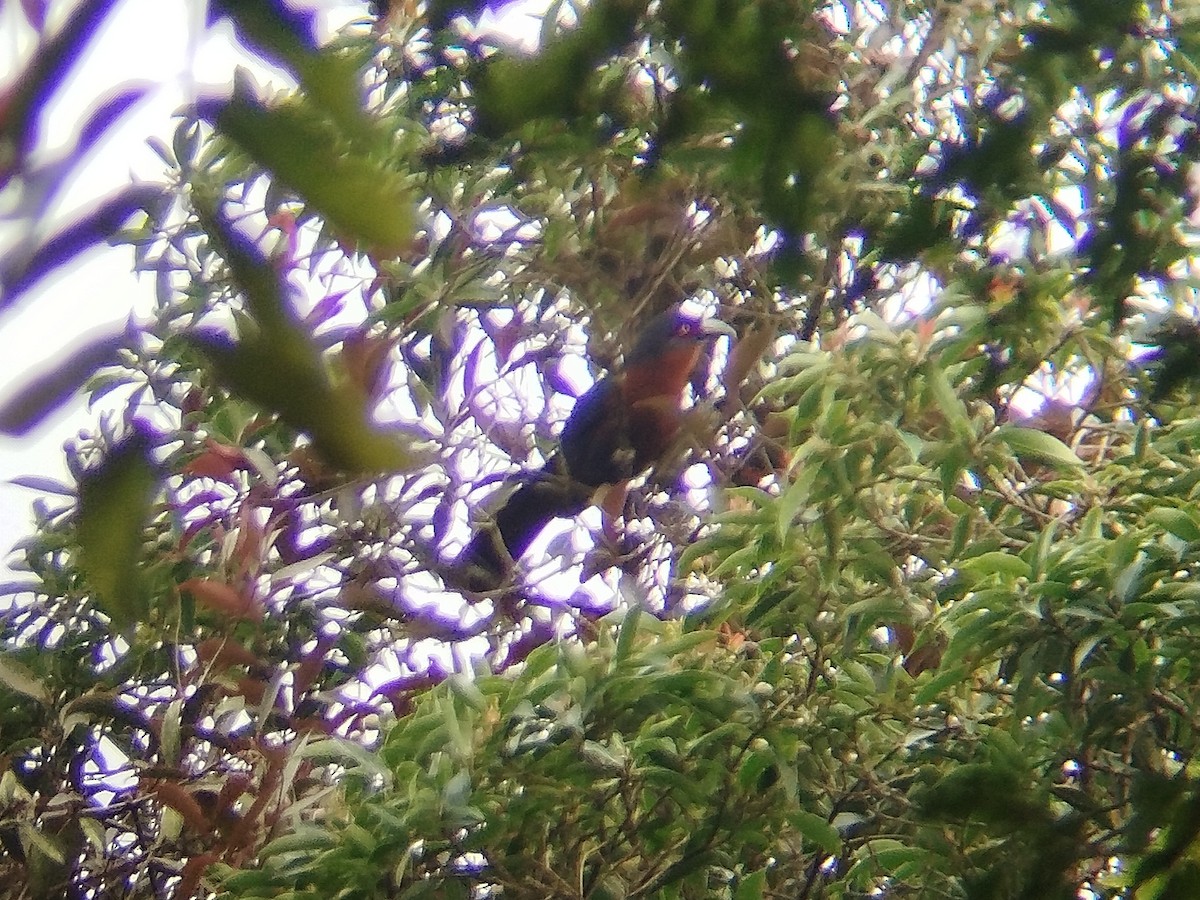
<box><xmin>3</xmin><ymin>0</ymin><xmax>1200</xmax><ymax>897</ymax></box>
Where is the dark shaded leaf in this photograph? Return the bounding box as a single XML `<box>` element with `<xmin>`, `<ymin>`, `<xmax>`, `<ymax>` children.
<box><xmin>0</xmin><ymin>0</ymin><xmax>122</xmax><ymax>168</ymax></box>
<box><xmin>208</xmin><ymin>0</ymin><xmax>319</xmax><ymax>55</ymax></box>
<box><xmin>73</xmin><ymin>86</ymin><xmax>148</xmax><ymax>160</ymax></box>
<box><xmin>0</xmin><ymin>185</ymin><xmax>164</xmax><ymax>307</ymax></box>
<box><xmin>0</xmin><ymin>324</ymin><xmax>128</xmax><ymax>435</ymax></box>
<box><xmin>18</xmin><ymin>0</ymin><xmax>48</xmax><ymax>29</ymax></box>
<box><xmin>7</xmin><ymin>475</ymin><xmax>75</xmax><ymax>496</ymax></box>
<box><xmin>473</xmin><ymin>0</ymin><xmax>646</xmax><ymax>135</ymax></box>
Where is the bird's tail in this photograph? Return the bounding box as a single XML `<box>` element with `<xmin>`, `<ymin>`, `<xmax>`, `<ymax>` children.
<box><xmin>458</xmin><ymin>457</ymin><xmax>590</xmax><ymax>591</ymax></box>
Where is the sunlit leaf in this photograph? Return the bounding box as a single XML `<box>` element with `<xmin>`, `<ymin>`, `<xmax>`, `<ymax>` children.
<box><xmin>991</xmin><ymin>425</ymin><xmax>1084</xmax><ymax>470</ymax></box>
<box><xmin>0</xmin><ymin>654</ymin><xmax>50</xmax><ymax>704</ymax></box>
<box><xmin>1147</xmin><ymin>507</ymin><xmax>1200</xmax><ymax>544</ymax></box>
<box><xmin>957</xmin><ymin>551</ymin><xmax>1033</xmax><ymax>581</ymax></box>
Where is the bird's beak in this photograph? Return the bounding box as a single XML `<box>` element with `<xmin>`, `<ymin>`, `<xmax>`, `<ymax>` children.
<box><xmin>698</xmin><ymin>318</ymin><xmax>737</xmax><ymax>340</ymax></box>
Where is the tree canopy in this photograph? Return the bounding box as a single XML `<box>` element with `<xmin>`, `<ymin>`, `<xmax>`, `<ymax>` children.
<box><xmin>3</xmin><ymin>0</ymin><xmax>1200</xmax><ymax>897</ymax></box>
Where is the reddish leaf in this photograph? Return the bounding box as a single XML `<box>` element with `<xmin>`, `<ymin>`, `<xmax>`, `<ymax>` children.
<box><xmin>182</xmin><ymin>440</ymin><xmax>247</xmax><ymax>482</ymax></box>
<box><xmin>180</xmin><ymin>578</ymin><xmax>264</xmax><ymax>623</ymax></box>
<box><xmin>194</xmin><ymin>638</ymin><xmax>259</xmax><ymax>671</ymax></box>
<box><xmin>293</xmin><ymin>637</ymin><xmax>333</xmax><ymax>695</ymax></box>
<box><xmin>232</xmin><ymin>505</ymin><xmax>266</xmax><ymax>573</ymax></box>
<box><xmin>176</xmin><ymin>852</ymin><xmax>219</xmax><ymax>900</ymax></box>
<box><xmin>237</xmin><ymin>676</ymin><xmax>269</xmax><ymax>706</ymax></box>
<box><xmin>150</xmin><ymin>782</ymin><xmax>209</xmax><ymax>832</ymax></box>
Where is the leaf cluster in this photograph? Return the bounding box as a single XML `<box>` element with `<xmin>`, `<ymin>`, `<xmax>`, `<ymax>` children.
<box><xmin>3</xmin><ymin>1</ymin><xmax>1200</xmax><ymax>898</ymax></box>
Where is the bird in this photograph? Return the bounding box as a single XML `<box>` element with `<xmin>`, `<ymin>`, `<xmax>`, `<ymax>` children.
<box><xmin>459</xmin><ymin>305</ymin><xmax>735</xmax><ymax>590</ymax></box>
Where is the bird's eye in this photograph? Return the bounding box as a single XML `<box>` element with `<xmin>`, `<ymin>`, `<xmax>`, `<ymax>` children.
<box><xmin>677</xmin><ymin>322</ymin><xmax>695</xmax><ymax>336</ymax></box>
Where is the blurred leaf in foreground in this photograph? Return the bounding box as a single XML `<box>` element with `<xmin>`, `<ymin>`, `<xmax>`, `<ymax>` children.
<box><xmin>203</xmin><ymin>75</ymin><xmax>413</xmax><ymax>256</ymax></box>
<box><xmin>76</xmin><ymin>422</ymin><xmax>159</xmax><ymax>629</ymax></box>
<box><xmin>0</xmin><ymin>322</ymin><xmax>131</xmax><ymax>436</ymax></box>
<box><xmin>189</xmin><ymin>202</ymin><xmax>411</xmax><ymax>474</ymax></box>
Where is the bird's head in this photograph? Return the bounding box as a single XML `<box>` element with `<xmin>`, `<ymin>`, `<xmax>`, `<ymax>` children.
<box><xmin>625</xmin><ymin>305</ymin><xmax>736</xmax><ymax>366</ymax></box>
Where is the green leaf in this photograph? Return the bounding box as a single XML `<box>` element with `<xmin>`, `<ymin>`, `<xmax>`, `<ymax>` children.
<box><xmin>614</xmin><ymin>604</ymin><xmax>643</xmax><ymax>665</ymax></box>
<box><xmin>258</xmin><ymin>827</ymin><xmax>338</xmax><ymax>860</ymax></box>
<box><xmin>776</xmin><ymin>467</ymin><xmax>813</xmax><ymax>543</ymax></box>
<box><xmin>916</xmin><ymin>761</ymin><xmax>1044</xmax><ymax>827</ymax></box>
<box><xmin>957</xmin><ymin>551</ymin><xmax>1032</xmax><ymax>581</ymax></box>
<box><xmin>848</xmin><ymin>839</ymin><xmax>925</xmax><ymax>880</ymax></box>
<box><xmin>473</xmin><ymin>0</ymin><xmax>642</xmax><ymax>134</ymax></box>
<box><xmin>76</xmin><ymin>425</ymin><xmax>158</xmax><ymax>628</ymax></box>
<box><xmin>189</xmin><ymin>331</ymin><xmax>410</xmax><ymax>474</ymax></box>
<box><xmin>950</xmin><ymin>513</ymin><xmax>971</xmax><ymax>559</ymax></box>
<box><xmin>297</xmin><ymin>737</ymin><xmax>392</xmax><ymax>786</ymax></box>
<box><xmin>991</xmin><ymin>425</ymin><xmax>1084</xmax><ymax>469</ymax></box>
<box><xmin>0</xmin><ymin>654</ymin><xmax>50</xmax><ymax>704</ymax></box>
<box><xmin>211</xmin><ymin>0</ymin><xmax>370</xmax><ymax>139</ymax></box>
<box><xmin>914</xmin><ymin>665</ymin><xmax>972</xmax><ymax>704</ymax></box>
<box><xmin>737</xmin><ymin>749</ymin><xmax>775</xmax><ymax>790</ymax></box>
<box><xmin>925</xmin><ymin>362</ymin><xmax>971</xmax><ymax>439</ymax></box>
<box><xmin>213</xmin><ymin>78</ymin><xmax>413</xmax><ymax>255</ymax></box>
<box><xmin>1147</xmin><ymin>507</ymin><xmax>1200</xmax><ymax>543</ymax></box>
<box><xmin>79</xmin><ymin>818</ymin><xmax>106</xmax><ymax>854</ymax></box>
<box><xmin>20</xmin><ymin>823</ymin><xmax>65</xmax><ymax>865</ymax></box>
<box><xmin>1028</xmin><ymin>518</ymin><xmax>1061</xmax><ymax>578</ymax></box>
<box><xmin>581</xmin><ymin>739</ymin><xmax>626</xmax><ymax>772</ymax></box>
<box><xmin>448</xmin><ymin>673</ymin><xmax>487</xmax><ymax>712</ymax></box>
<box><xmin>734</xmin><ymin>868</ymin><xmax>767</xmax><ymax>900</ymax></box>
<box><xmin>789</xmin><ymin>809</ymin><xmax>841</xmax><ymax>853</ymax></box>
<box><xmin>187</xmin><ymin>204</ymin><xmax>411</xmax><ymax>475</ymax></box>
<box><xmin>656</xmin><ymin>630</ymin><xmax>720</xmax><ymax>658</ymax></box>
